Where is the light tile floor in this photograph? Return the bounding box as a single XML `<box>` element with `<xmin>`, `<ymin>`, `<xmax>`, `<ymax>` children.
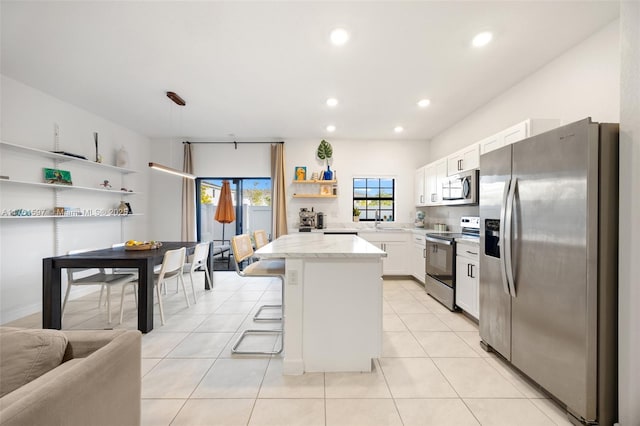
<box><xmin>5</xmin><ymin>272</ymin><xmax>573</xmax><ymax>425</ymax></box>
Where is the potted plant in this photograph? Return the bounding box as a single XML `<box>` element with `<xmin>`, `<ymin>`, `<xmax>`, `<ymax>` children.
<box><xmin>353</xmin><ymin>207</ymin><xmax>361</xmax><ymax>222</ymax></box>
<box><xmin>317</xmin><ymin>139</ymin><xmax>334</xmax><ymax>180</ymax></box>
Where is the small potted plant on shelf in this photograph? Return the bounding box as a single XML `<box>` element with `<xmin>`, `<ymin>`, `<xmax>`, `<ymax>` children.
<box><xmin>353</xmin><ymin>207</ymin><xmax>361</xmax><ymax>222</ymax></box>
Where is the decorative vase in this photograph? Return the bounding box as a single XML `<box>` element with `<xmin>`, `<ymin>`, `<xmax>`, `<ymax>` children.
<box><xmin>323</xmin><ymin>165</ymin><xmax>333</xmax><ymax>180</ymax></box>
<box><xmin>353</xmin><ymin>216</ymin><xmax>359</xmax><ymax>222</ymax></box>
<box><xmin>117</xmin><ymin>201</ymin><xmax>128</xmax><ymax>215</ymax></box>
<box><xmin>116</xmin><ymin>145</ymin><xmax>129</xmax><ymax>168</ymax></box>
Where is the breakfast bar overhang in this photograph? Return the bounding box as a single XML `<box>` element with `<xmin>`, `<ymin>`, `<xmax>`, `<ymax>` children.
<box><xmin>255</xmin><ymin>233</ymin><xmax>387</xmax><ymax>375</ymax></box>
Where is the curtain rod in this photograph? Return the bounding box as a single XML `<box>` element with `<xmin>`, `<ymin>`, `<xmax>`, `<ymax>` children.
<box><xmin>183</xmin><ymin>141</ymin><xmax>284</xmax><ymax>144</ymax></box>
<box><xmin>183</xmin><ymin>140</ymin><xmax>284</xmax><ymax>150</ymax></box>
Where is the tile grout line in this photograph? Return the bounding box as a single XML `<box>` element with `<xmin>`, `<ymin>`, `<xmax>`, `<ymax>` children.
<box><xmin>376</xmin><ymin>358</ymin><xmax>406</xmax><ymax>426</ymax></box>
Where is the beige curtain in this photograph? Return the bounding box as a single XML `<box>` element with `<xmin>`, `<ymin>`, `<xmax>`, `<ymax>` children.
<box><xmin>181</xmin><ymin>142</ymin><xmax>196</xmax><ymax>241</ymax></box>
<box><xmin>271</xmin><ymin>143</ymin><xmax>288</xmax><ymax>238</ymax></box>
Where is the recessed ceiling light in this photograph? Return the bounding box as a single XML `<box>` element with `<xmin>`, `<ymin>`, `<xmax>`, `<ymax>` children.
<box><xmin>326</xmin><ymin>125</ymin><xmax>336</xmax><ymax>133</ymax></box>
<box><xmin>394</xmin><ymin>126</ymin><xmax>404</xmax><ymax>133</ymax></box>
<box><xmin>326</xmin><ymin>98</ymin><xmax>339</xmax><ymax>107</ymax></box>
<box><xmin>418</xmin><ymin>99</ymin><xmax>431</xmax><ymax>108</ymax></box>
<box><xmin>330</xmin><ymin>28</ymin><xmax>350</xmax><ymax>46</ymax></box>
<box><xmin>472</xmin><ymin>31</ymin><xmax>493</xmax><ymax>47</ymax></box>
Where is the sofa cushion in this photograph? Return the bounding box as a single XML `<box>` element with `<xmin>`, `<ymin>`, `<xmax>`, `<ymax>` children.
<box><xmin>0</xmin><ymin>327</ymin><xmax>68</xmax><ymax>397</ymax></box>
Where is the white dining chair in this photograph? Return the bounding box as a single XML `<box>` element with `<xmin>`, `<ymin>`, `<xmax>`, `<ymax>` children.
<box><xmin>63</xmin><ymin>248</ymin><xmax>137</xmax><ymax>324</ymax></box>
<box><xmin>182</xmin><ymin>242</ymin><xmax>212</xmax><ymax>303</ymax></box>
<box><xmin>111</xmin><ymin>242</ymin><xmax>141</xmax><ymax>276</ymax></box>
<box><xmin>118</xmin><ymin>247</ymin><xmax>188</xmax><ymax>325</ymax></box>
<box><xmin>230</xmin><ymin>234</ymin><xmax>284</xmax><ymax>355</ymax></box>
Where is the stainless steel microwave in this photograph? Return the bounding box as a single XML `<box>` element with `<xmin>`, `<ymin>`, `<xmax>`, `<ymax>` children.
<box><xmin>441</xmin><ymin>170</ymin><xmax>479</xmax><ymax>205</ymax></box>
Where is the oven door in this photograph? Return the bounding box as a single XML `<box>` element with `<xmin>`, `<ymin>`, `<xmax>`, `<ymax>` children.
<box><xmin>425</xmin><ymin>236</ymin><xmax>454</xmax><ymax>287</ymax></box>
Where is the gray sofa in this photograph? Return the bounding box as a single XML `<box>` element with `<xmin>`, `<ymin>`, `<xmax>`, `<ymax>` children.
<box><xmin>0</xmin><ymin>327</ymin><xmax>141</xmax><ymax>426</ymax></box>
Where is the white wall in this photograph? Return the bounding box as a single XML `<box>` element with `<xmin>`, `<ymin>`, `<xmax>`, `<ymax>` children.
<box><xmin>148</xmin><ymin>140</ymin><xmax>273</xmax><ymax>241</ymax></box>
<box><xmin>148</xmin><ymin>137</ymin><xmax>183</xmax><ymax>241</ymax></box>
<box><xmin>285</xmin><ymin>139</ymin><xmax>429</xmax><ymax>229</ymax></box>
<box><xmin>0</xmin><ymin>75</ymin><xmax>151</xmax><ymax>323</ymax></box>
<box><xmin>149</xmin><ymin>138</ymin><xmax>430</xmax><ymax>236</ymax></box>
<box><xmin>618</xmin><ymin>2</ymin><xmax>639</xmax><ymax>424</ymax></box>
<box><xmin>428</xmin><ymin>20</ymin><xmax>620</xmax><ymax>160</ymax></box>
<box><xmin>420</xmin><ymin>19</ymin><xmax>620</xmax><ymax>235</ymax></box>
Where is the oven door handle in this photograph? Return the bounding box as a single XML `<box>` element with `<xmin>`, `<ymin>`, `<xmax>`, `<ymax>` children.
<box><xmin>425</xmin><ymin>236</ymin><xmax>453</xmax><ymax>245</ymax></box>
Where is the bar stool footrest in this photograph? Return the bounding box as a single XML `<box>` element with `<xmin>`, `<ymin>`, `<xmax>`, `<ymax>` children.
<box><xmin>231</xmin><ymin>329</ymin><xmax>283</xmax><ymax>355</ymax></box>
<box><xmin>253</xmin><ymin>304</ymin><xmax>283</xmax><ymax>321</ymax></box>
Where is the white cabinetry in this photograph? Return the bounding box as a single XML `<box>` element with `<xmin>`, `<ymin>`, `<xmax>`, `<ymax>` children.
<box><xmin>479</xmin><ymin>119</ymin><xmax>560</xmax><ymax>155</ymax></box>
<box><xmin>360</xmin><ymin>231</ymin><xmax>409</xmax><ymax>275</ymax></box>
<box><xmin>424</xmin><ymin>160</ymin><xmax>447</xmax><ymax>206</ymax></box>
<box><xmin>411</xmin><ymin>233</ymin><xmax>426</xmax><ymax>284</ymax></box>
<box><xmin>455</xmin><ymin>241</ymin><xmax>479</xmax><ymax>320</ymax></box>
<box><xmin>414</xmin><ymin>167</ymin><xmax>426</xmax><ymax>206</ymax></box>
<box><xmin>447</xmin><ymin>143</ymin><xmax>479</xmax><ymax>176</ymax></box>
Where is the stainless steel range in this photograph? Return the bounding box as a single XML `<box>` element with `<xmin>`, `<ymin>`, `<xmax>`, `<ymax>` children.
<box><xmin>425</xmin><ymin>216</ymin><xmax>479</xmax><ymax>311</ymax></box>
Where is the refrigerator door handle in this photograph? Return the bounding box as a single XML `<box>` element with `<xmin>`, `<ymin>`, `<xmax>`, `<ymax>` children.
<box><xmin>505</xmin><ymin>177</ymin><xmax>517</xmax><ymax>297</ymax></box>
<box><xmin>499</xmin><ymin>178</ymin><xmax>512</xmax><ymax>296</ymax></box>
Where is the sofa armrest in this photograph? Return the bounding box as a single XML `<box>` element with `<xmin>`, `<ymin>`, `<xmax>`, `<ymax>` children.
<box><xmin>0</xmin><ymin>330</ymin><xmax>141</xmax><ymax>426</ymax></box>
<box><xmin>62</xmin><ymin>329</ymin><xmax>128</xmax><ymax>360</ymax></box>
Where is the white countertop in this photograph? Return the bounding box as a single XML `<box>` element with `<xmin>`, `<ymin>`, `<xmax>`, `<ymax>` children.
<box><xmin>255</xmin><ymin>233</ymin><xmax>387</xmax><ymax>259</ymax></box>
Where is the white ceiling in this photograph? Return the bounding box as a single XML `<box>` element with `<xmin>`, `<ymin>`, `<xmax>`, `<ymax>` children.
<box><xmin>1</xmin><ymin>1</ymin><xmax>619</xmax><ymax>141</ymax></box>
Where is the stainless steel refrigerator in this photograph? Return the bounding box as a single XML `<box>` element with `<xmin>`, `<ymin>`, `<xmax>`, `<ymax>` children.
<box><xmin>479</xmin><ymin>118</ymin><xmax>618</xmax><ymax>425</ymax></box>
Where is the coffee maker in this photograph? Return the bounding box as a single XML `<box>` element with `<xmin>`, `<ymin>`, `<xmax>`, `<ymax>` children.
<box><xmin>299</xmin><ymin>208</ymin><xmax>316</xmax><ymax>232</ymax></box>
<box><xmin>316</xmin><ymin>212</ymin><xmax>325</xmax><ymax>229</ymax></box>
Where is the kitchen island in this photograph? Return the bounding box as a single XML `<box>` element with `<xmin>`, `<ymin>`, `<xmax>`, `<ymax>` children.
<box><xmin>255</xmin><ymin>233</ymin><xmax>386</xmax><ymax>375</ymax></box>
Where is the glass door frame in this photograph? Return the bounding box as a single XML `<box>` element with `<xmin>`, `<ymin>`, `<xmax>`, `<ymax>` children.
<box><xmin>195</xmin><ymin>177</ymin><xmax>272</xmax><ymax>243</ymax></box>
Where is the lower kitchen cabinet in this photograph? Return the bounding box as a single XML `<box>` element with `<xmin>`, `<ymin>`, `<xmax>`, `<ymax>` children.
<box><xmin>411</xmin><ymin>233</ymin><xmax>426</xmax><ymax>283</ymax></box>
<box><xmin>455</xmin><ymin>242</ymin><xmax>479</xmax><ymax>319</ymax></box>
<box><xmin>359</xmin><ymin>231</ymin><xmax>409</xmax><ymax>276</ymax></box>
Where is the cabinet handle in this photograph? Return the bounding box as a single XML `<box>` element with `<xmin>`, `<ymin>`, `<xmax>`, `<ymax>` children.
<box><xmin>469</xmin><ymin>264</ymin><xmax>475</xmax><ymax>278</ymax></box>
<box><xmin>423</xmin><ymin>248</ymin><xmax>426</xmax><ymax>258</ymax></box>
<box><xmin>466</xmin><ymin>250</ymin><xmax>478</xmax><ymax>255</ymax></box>
<box><xmin>467</xmin><ymin>263</ymin><xmax>471</xmax><ymax>277</ymax></box>
<box><xmin>420</xmin><ymin>195</ymin><xmax>424</xmax><ymax>203</ymax></box>
<box><xmin>458</xmin><ymin>159</ymin><xmax>462</xmax><ymax>170</ymax></box>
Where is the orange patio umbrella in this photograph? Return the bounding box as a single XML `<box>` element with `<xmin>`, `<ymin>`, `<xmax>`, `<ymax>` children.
<box><xmin>215</xmin><ymin>180</ymin><xmax>236</xmax><ymax>244</ymax></box>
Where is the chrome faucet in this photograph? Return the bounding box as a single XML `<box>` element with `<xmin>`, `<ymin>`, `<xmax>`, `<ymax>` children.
<box><xmin>375</xmin><ymin>211</ymin><xmax>381</xmax><ymax>229</ymax></box>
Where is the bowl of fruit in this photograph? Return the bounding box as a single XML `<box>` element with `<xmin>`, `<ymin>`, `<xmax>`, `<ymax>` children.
<box><xmin>124</xmin><ymin>240</ymin><xmax>162</xmax><ymax>250</ymax></box>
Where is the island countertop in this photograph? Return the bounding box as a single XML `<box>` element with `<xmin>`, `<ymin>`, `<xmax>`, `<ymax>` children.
<box><xmin>255</xmin><ymin>233</ymin><xmax>387</xmax><ymax>259</ymax></box>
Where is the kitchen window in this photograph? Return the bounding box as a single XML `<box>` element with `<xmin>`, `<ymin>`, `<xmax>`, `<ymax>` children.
<box><xmin>353</xmin><ymin>178</ymin><xmax>395</xmax><ymax>221</ymax></box>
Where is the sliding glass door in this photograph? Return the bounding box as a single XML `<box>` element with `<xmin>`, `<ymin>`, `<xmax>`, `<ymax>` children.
<box><xmin>196</xmin><ymin>177</ymin><xmax>272</xmax><ymax>270</ymax></box>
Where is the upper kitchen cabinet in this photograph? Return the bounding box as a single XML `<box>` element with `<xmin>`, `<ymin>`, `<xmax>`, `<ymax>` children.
<box><xmin>479</xmin><ymin>119</ymin><xmax>560</xmax><ymax>155</ymax></box>
<box><xmin>446</xmin><ymin>143</ymin><xmax>480</xmax><ymax>176</ymax></box>
<box><xmin>414</xmin><ymin>167</ymin><xmax>426</xmax><ymax>206</ymax></box>
<box><xmin>424</xmin><ymin>159</ymin><xmax>447</xmax><ymax>206</ymax></box>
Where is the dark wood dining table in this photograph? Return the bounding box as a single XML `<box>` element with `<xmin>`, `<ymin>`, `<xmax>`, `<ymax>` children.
<box><xmin>42</xmin><ymin>241</ymin><xmax>214</xmax><ymax>333</ymax></box>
